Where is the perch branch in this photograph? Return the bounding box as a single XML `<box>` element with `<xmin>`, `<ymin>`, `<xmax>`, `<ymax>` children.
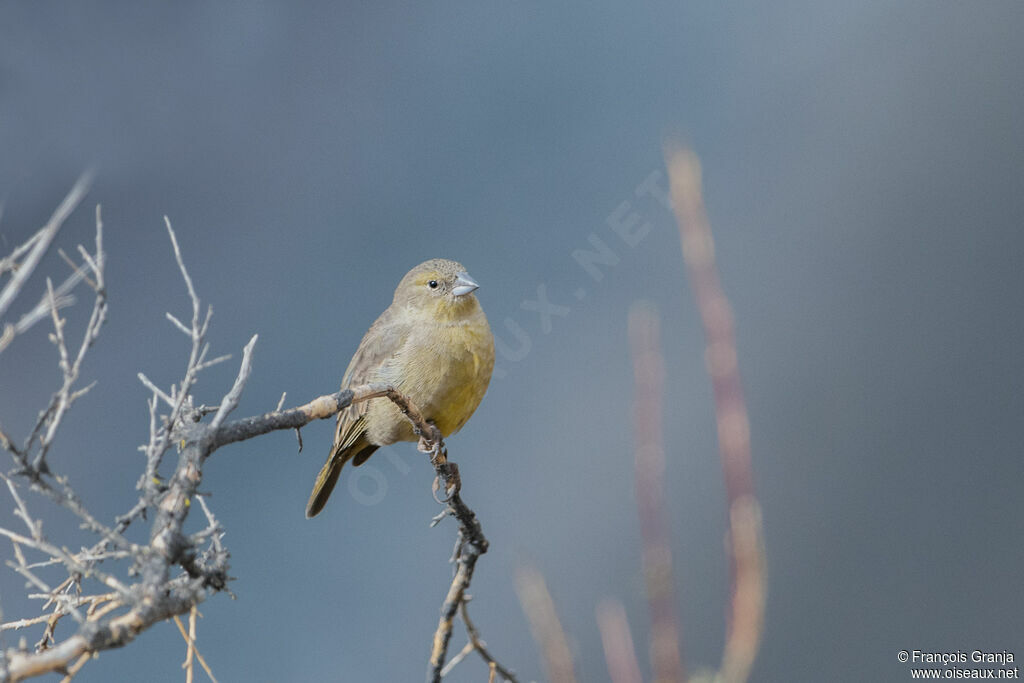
<box><xmin>0</xmin><ymin>188</ymin><xmax>511</xmax><ymax>682</ymax></box>
<box><xmin>4</xmin><ymin>375</ymin><xmax>502</xmax><ymax>680</ymax></box>
<box><xmin>422</xmin><ymin>444</ymin><xmax>497</xmax><ymax>682</ymax></box>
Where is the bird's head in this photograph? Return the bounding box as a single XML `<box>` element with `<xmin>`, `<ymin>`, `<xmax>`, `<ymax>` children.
<box><xmin>393</xmin><ymin>258</ymin><xmax>482</xmax><ymax>321</ymax></box>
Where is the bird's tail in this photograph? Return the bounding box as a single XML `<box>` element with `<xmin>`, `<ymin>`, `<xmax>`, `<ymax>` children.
<box><xmin>305</xmin><ymin>443</ymin><xmax>378</xmax><ymax>518</ymax></box>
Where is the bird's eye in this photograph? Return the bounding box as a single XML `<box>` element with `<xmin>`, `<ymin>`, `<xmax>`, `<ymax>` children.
<box><xmin>428</xmin><ymin>280</ymin><xmax>439</xmax><ymax>289</ymax></box>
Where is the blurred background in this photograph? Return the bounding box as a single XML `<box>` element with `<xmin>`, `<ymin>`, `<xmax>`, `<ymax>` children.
<box><xmin>1</xmin><ymin>3</ymin><xmax>1022</xmax><ymax>681</ymax></box>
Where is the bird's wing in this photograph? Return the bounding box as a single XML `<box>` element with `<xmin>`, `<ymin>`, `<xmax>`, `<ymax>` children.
<box><xmin>306</xmin><ymin>304</ymin><xmax>412</xmax><ymax>518</ymax></box>
<box><xmin>331</xmin><ymin>303</ymin><xmax>411</xmax><ymax>456</ymax></box>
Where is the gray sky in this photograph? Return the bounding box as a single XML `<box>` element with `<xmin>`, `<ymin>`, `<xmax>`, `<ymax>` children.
<box><xmin>1</xmin><ymin>3</ymin><xmax>1022</xmax><ymax>681</ymax></box>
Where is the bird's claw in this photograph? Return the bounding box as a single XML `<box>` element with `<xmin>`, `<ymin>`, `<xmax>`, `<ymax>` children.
<box><xmin>431</xmin><ymin>463</ymin><xmax>461</xmax><ymax>503</ymax></box>
<box><xmin>416</xmin><ymin>422</ymin><xmax>444</xmax><ymax>462</ymax></box>
<box><xmin>432</xmin><ymin>474</ymin><xmax>457</xmax><ymax>504</ymax></box>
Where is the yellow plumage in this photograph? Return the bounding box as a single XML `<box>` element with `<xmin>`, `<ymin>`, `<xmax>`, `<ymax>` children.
<box><xmin>305</xmin><ymin>259</ymin><xmax>494</xmax><ymax>518</ymax></box>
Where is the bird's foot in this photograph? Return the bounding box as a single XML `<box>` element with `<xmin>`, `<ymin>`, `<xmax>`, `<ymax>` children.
<box><xmin>417</xmin><ymin>422</ymin><xmax>445</xmax><ymax>465</ymax></box>
<box><xmin>432</xmin><ymin>462</ymin><xmax>461</xmax><ymax>504</ymax></box>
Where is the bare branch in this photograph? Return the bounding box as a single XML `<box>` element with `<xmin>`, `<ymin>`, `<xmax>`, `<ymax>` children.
<box><xmin>627</xmin><ymin>302</ymin><xmax>685</xmax><ymax>682</ymax></box>
<box><xmin>1</xmin><ymin>193</ymin><xmax>512</xmax><ymax>683</ymax></box>
<box><xmin>165</xmin><ymin>311</ymin><xmax>192</xmax><ymax>337</ymax></box>
<box><xmin>440</xmin><ymin>641</ymin><xmax>475</xmax><ymax>677</ymax></box>
<box><xmin>0</xmin><ymin>264</ymin><xmax>84</xmax><ymax>355</ymax></box>
<box><xmin>172</xmin><ymin>608</ymin><xmax>217</xmax><ymax>683</ymax></box>
<box><xmin>453</xmin><ymin>601</ymin><xmax>519</xmax><ymax>682</ymax></box>
<box><xmin>0</xmin><ymin>424</ymin><xmax>20</xmax><ymax>458</ymax></box>
<box><xmin>210</xmin><ymin>383</ymin><xmax>411</xmax><ymax>447</ymax></box>
<box><xmin>57</xmin><ymin>248</ymin><xmax>93</xmax><ymax>290</ymax></box>
<box><xmin>23</xmin><ymin>204</ymin><xmax>107</xmax><ymax>470</ymax></box>
<box><xmin>3</xmin><ymin>577</ymin><xmax>212</xmax><ymax>682</ymax></box>
<box><xmin>666</xmin><ymin>146</ymin><xmax>765</xmax><ymax>683</ymax></box>
<box><xmin>57</xmin><ymin>652</ymin><xmax>89</xmax><ymax>682</ymax></box>
<box><xmin>137</xmin><ymin>373</ymin><xmax>175</xmax><ymax>408</ymax></box>
<box><xmin>0</xmin><ymin>224</ymin><xmax>42</xmax><ymax>279</ymax></box>
<box><xmin>163</xmin><ymin>217</ymin><xmax>200</xmax><ymax>333</ymax></box>
<box><xmin>195</xmin><ymin>353</ymin><xmax>231</xmax><ymax>372</ymax></box>
<box><xmin>208</xmin><ymin>335</ymin><xmax>257</xmax><ymax>430</ymax></box>
<box><xmin>596</xmin><ymin>600</ymin><xmax>642</xmax><ymax>683</ymax></box>
<box><xmin>515</xmin><ymin>565</ymin><xmax>577</xmax><ymax>683</ymax></box>
<box><xmin>0</xmin><ymin>173</ymin><xmax>92</xmax><ymax>321</ymax></box>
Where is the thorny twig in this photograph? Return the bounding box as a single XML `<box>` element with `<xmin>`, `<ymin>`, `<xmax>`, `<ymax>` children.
<box><xmin>420</xmin><ymin>441</ymin><xmax>500</xmax><ymax>683</ymax></box>
<box><xmin>0</xmin><ymin>174</ymin><xmax>92</xmax><ymax>323</ymax></box>
<box><xmin>0</xmin><ymin>182</ymin><xmax>513</xmax><ymax>682</ymax></box>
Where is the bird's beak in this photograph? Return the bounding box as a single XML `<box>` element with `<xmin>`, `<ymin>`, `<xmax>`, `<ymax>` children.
<box><xmin>452</xmin><ymin>272</ymin><xmax>479</xmax><ymax>297</ymax></box>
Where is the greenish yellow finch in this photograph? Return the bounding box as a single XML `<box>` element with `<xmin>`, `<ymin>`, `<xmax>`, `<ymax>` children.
<box><xmin>305</xmin><ymin>259</ymin><xmax>495</xmax><ymax>517</ymax></box>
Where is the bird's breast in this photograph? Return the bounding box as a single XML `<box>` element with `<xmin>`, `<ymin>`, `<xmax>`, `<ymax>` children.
<box><xmin>368</xmin><ymin>316</ymin><xmax>494</xmax><ymax>444</ymax></box>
